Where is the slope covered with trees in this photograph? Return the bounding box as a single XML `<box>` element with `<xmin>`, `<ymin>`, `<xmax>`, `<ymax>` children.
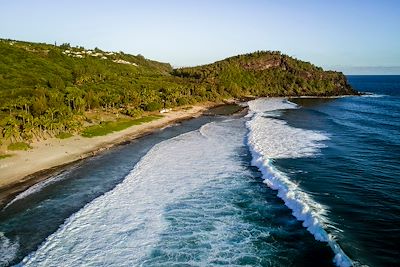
<box><xmin>0</xmin><ymin>39</ymin><xmax>357</xmax><ymax>146</ymax></box>
<box><xmin>172</xmin><ymin>51</ymin><xmax>356</xmax><ymax>97</ymax></box>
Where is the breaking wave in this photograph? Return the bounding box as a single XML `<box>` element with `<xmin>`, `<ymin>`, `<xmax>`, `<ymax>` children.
<box><xmin>246</xmin><ymin>98</ymin><xmax>353</xmax><ymax>267</ymax></box>
<box><xmin>20</xmin><ymin>120</ymin><xmax>247</xmax><ymax>266</ymax></box>
<box><xmin>0</xmin><ymin>232</ymin><xmax>19</xmax><ymax>266</ymax></box>
<box><xmin>361</xmin><ymin>93</ymin><xmax>387</xmax><ymax>98</ymax></box>
<box><xmin>3</xmin><ymin>169</ymin><xmax>74</xmax><ymax>211</ymax></box>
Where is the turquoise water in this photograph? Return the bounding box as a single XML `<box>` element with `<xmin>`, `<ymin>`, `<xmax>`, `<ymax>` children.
<box><xmin>0</xmin><ymin>76</ymin><xmax>399</xmax><ymax>266</ymax></box>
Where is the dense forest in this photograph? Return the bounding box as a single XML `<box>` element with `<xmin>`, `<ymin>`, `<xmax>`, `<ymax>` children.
<box><xmin>0</xmin><ymin>39</ymin><xmax>357</xmax><ymax>147</ymax></box>
<box><xmin>173</xmin><ymin>51</ymin><xmax>356</xmax><ymax>97</ymax></box>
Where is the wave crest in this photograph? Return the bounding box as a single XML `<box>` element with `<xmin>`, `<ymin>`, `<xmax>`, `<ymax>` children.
<box><xmin>246</xmin><ymin>98</ymin><xmax>353</xmax><ymax>267</ymax></box>
<box><xmin>0</xmin><ymin>232</ymin><xmax>19</xmax><ymax>266</ymax></box>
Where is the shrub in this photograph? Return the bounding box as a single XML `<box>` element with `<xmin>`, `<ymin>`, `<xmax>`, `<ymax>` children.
<box><xmin>56</xmin><ymin>132</ymin><xmax>73</xmax><ymax>139</ymax></box>
<box><xmin>176</xmin><ymin>97</ymin><xmax>189</xmax><ymax>106</ymax></box>
<box><xmin>123</xmin><ymin>108</ymin><xmax>143</xmax><ymax>118</ymax></box>
<box><xmin>7</xmin><ymin>142</ymin><xmax>32</xmax><ymax>151</ymax></box>
<box><xmin>144</xmin><ymin>101</ymin><xmax>162</xmax><ymax>111</ymax></box>
<box><xmin>0</xmin><ymin>154</ymin><xmax>12</xmax><ymax>160</ymax></box>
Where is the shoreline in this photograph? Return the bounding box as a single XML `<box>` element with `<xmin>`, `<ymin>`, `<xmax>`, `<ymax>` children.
<box><xmin>0</xmin><ymin>94</ymin><xmax>346</xmax><ymax>208</ymax></box>
<box><xmin>0</xmin><ymin>102</ymin><xmax>228</xmax><ymax>208</ymax></box>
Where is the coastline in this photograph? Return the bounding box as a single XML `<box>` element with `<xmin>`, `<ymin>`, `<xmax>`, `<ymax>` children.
<box><xmin>0</xmin><ymin>102</ymin><xmax>225</xmax><ymax>208</ymax></box>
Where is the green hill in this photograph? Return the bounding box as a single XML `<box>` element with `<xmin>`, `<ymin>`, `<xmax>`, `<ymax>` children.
<box><xmin>0</xmin><ymin>39</ymin><xmax>358</xmax><ymax>145</ymax></box>
<box><xmin>172</xmin><ymin>51</ymin><xmax>356</xmax><ymax>97</ymax></box>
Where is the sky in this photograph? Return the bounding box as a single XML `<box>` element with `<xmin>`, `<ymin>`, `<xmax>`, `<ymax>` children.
<box><xmin>1</xmin><ymin>0</ymin><xmax>399</xmax><ymax>74</ymax></box>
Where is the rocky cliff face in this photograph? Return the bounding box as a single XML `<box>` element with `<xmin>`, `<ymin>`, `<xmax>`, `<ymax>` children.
<box><xmin>241</xmin><ymin>55</ymin><xmax>282</xmax><ymax>71</ymax></box>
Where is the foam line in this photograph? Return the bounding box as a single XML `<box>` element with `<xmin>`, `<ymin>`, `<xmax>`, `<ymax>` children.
<box><xmin>20</xmin><ymin>120</ymin><xmax>247</xmax><ymax>266</ymax></box>
<box><xmin>3</xmin><ymin>169</ymin><xmax>73</xmax><ymax>211</ymax></box>
<box><xmin>361</xmin><ymin>92</ymin><xmax>387</xmax><ymax>98</ymax></box>
<box><xmin>0</xmin><ymin>232</ymin><xmax>19</xmax><ymax>266</ymax></box>
<box><xmin>246</xmin><ymin>98</ymin><xmax>353</xmax><ymax>267</ymax></box>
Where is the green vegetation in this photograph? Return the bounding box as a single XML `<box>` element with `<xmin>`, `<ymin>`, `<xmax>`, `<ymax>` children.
<box><xmin>204</xmin><ymin>104</ymin><xmax>243</xmax><ymax>116</ymax></box>
<box><xmin>0</xmin><ymin>154</ymin><xmax>12</xmax><ymax>159</ymax></box>
<box><xmin>7</xmin><ymin>142</ymin><xmax>32</xmax><ymax>151</ymax></box>
<box><xmin>172</xmin><ymin>51</ymin><xmax>357</xmax><ymax>97</ymax></box>
<box><xmin>81</xmin><ymin>115</ymin><xmax>162</xmax><ymax>137</ymax></box>
<box><xmin>56</xmin><ymin>132</ymin><xmax>73</xmax><ymax>139</ymax></box>
<box><xmin>0</xmin><ymin>39</ymin><xmax>358</xmax><ymax>146</ymax></box>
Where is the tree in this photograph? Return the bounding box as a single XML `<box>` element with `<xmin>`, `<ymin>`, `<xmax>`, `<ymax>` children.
<box><xmin>59</xmin><ymin>43</ymin><xmax>71</xmax><ymax>49</ymax></box>
<box><xmin>32</xmin><ymin>96</ymin><xmax>48</xmax><ymax>116</ymax></box>
<box><xmin>46</xmin><ymin>107</ymin><xmax>58</xmax><ymax>121</ymax></box>
<box><xmin>2</xmin><ymin>116</ymin><xmax>21</xmax><ymax>143</ymax></box>
<box><xmin>84</xmin><ymin>90</ymin><xmax>99</xmax><ymax>110</ymax></box>
<box><xmin>48</xmin><ymin>75</ymin><xmax>65</xmax><ymax>89</ymax></box>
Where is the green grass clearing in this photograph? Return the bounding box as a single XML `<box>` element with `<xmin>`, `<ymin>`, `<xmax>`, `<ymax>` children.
<box><xmin>81</xmin><ymin>115</ymin><xmax>163</xmax><ymax>138</ymax></box>
<box><xmin>7</xmin><ymin>142</ymin><xmax>32</xmax><ymax>151</ymax></box>
<box><xmin>0</xmin><ymin>154</ymin><xmax>12</xmax><ymax>160</ymax></box>
<box><xmin>56</xmin><ymin>132</ymin><xmax>74</xmax><ymax>139</ymax></box>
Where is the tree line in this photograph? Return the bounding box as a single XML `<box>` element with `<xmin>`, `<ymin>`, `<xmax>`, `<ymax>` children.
<box><xmin>0</xmin><ymin>40</ymin><xmax>357</xmax><ymax>145</ymax></box>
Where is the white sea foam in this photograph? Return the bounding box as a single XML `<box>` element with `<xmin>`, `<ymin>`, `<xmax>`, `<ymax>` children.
<box><xmin>247</xmin><ymin>97</ymin><xmax>297</xmax><ymax>114</ymax></box>
<box><xmin>21</xmin><ymin>121</ymin><xmax>246</xmax><ymax>266</ymax></box>
<box><xmin>3</xmin><ymin>170</ymin><xmax>73</xmax><ymax>211</ymax></box>
<box><xmin>247</xmin><ymin>115</ymin><xmax>329</xmax><ymax>159</ymax></box>
<box><xmin>246</xmin><ymin>98</ymin><xmax>353</xmax><ymax>267</ymax></box>
<box><xmin>159</xmin><ymin>122</ymin><xmax>180</xmax><ymax>130</ymax></box>
<box><xmin>0</xmin><ymin>232</ymin><xmax>19</xmax><ymax>266</ymax></box>
<box><xmin>18</xmin><ymin>98</ymin><xmax>354</xmax><ymax>266</ymax></box>
<box><xmin>361</xmin><ymin>93</ymin><xmax>387</xmax><ymax>98</ymax></box>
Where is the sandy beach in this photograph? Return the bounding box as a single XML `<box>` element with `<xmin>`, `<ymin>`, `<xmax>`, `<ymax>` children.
<box><xmin>0</xmin><ymin>103</ymin><xmax>218</xmax><ymax>207</ymax></box>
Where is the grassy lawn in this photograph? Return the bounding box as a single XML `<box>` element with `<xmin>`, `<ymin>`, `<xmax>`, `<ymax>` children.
<box><xmin>7</xmin><ymin>142</ymin><xmax>32</xmax><ymax>151</ymax></box>
<box><xmin>81</xmin><ymin>115</ymin><xmax>163</xmax><ymax>138</ymax></box>
<box><xmin>0</xmin><ymin>154</ymin><xmax>12</xmax><ymax>160</ymax></box>
<box><xmin>56</xmin><ymin>132</ymin><xmax>74</xmax><ymax>139</ymax></box>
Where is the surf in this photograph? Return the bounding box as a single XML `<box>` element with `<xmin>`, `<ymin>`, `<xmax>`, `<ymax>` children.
<box><xmin>19</xmin><ymin>119</ymin><xmax>250</xmax><ymax>266</ymax></box>
<box><xmin>245</xmin><ymin>98</ymin><xmax>353</xmax><ymax>267</ymax></box>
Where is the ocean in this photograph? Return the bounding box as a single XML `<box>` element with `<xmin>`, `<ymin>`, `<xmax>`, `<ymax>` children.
<box><xmin>0</xmin><ymin>75</ymin><xmax>399</xmax><ymax>266</ymax></box>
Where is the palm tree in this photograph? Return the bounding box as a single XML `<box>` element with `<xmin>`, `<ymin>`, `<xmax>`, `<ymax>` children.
<box><xmin>32</xmin><ymin>116</ymin><xmax>44</xmax><ymax>139</ymax></box>
<box><xmin>46</xmin><ymin>107</ymin><xmax>58</xmax><ymax>121</ymax></box>
<box><xmin>65</xmin><ymin>93</ymin><xmax>74</xmax><ymax>111</ymax></box>
<box><xmin>2</xmin><ymin>116</ymin><xmax>21</xmax><ymax>143</ymax></box>
<box><xmin>17</xmin><ymin>96</ymin><xmax>30</xmax><ymax>113</ymax></box>
<box><xmin>1</xmin><ymin>102</ymin><xmax>13</xmax><ymax>115</ymax></box>
<box><xmin>22</xmin><ymin>124</ymin><xmax>34</xmax><ymax>140</ymax></box>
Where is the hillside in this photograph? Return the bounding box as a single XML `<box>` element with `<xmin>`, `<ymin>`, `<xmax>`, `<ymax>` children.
<box><xmin>0</xmin><ymin>39</ymin><xmax>358</xmax><ymax>146</ymax></box>
<box><xmin>172</xmin><ymin>51</ymin><xmax>356</xmax><ymax>96</ymax></box>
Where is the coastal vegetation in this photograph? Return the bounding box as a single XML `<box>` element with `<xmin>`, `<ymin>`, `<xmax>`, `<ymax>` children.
<box><xmin>81</xmin><ymin>115</ymin><xmax>162</xmax><ymax>137</ymax></box>
<box><xmin>55</xmin><ymin>132</ymin><xmax>73</xmax><ymax>139</ymax></box>
<box><xmin>0</xmin><ymin>38</ymin><xmax>357</xmax><ymax>149</ymax></box>
<box><xmin>173</xmin><ymin>51</ymin><xmax>356</xmax><ymax>97</ymax></box>
<box><xmin>204</xmin><ymin>104</ymin><xmax>244</xmax><ymax>116</ymax></box>
<box><xmin>7</xmin><ymin>142</ymin><xmax>31</xmax><ymax>151</ymax></box>
<box><xmin>0</xmin><ymin>153</ymin><xmax>11</xmax><ymax>159</ymax></box>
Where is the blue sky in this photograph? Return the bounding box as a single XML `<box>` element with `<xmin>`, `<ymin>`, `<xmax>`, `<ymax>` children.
<box><xmin>1</xmin><ymin>0</ymin><xmax>399</xmax><ymax>74</ymax></box>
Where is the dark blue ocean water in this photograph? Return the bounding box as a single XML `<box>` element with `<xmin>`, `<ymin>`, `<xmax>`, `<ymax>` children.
<box><xmin>283</xmin><ymin>75</ymin><xmax>400</xmax><ymax>266</ymax></box>
<box><xmin>0</xmin><ymin>75</ymin><xmax>398</xmax><ymax>267</ymax></box>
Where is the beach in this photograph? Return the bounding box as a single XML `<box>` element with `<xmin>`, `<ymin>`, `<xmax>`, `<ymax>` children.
<box><xmin>0</xmin><ymin>103</ymin><xmax>219</xmax><ymax>207</ymax></box>
<box><xmin>1</xmin><ymin>86</ymin><xmax>399</xmax><ymax>266</ymax></box>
